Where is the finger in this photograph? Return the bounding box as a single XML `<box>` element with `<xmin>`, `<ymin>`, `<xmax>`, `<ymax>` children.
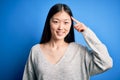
<box><xmin>78</xmin><ymin>27</ymin><xmax>84</xmax><ymax>32</ymax></box>
<box><xmin>74</xmin><ymin>23</ymin><xmax>80</xmax><ymax>28</ymax></box>
<box><xmin>71</xmin><ymin>16</ymin><xmax>80</xmax><ymax>24</ymax></box>
<box><xmin>75</xmin><ymin>26</ymin><xmax>84</xmax><ymax>32</ymax></box>
<box><xmin>74</xmin><ymin>25</ymin><xmax>79</xmax><ymax>30</ymax></box>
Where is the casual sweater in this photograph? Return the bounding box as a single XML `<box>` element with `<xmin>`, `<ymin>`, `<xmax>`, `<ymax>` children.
<box><xmin>22</xmin><ymin>28</ymin><xmax>113</xmax><ymax>80</ymax></box>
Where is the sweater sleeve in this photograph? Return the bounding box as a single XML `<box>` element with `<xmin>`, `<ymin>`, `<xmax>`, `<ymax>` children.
<box><xmin>22</xmin><ymin>48</ymin><xmax>37</xmax><ymax>80</ymax></box>
<box><xmin>82</xmin><ymin>28</ymin><xmax>113</xmax><ymax>76</ymax></box>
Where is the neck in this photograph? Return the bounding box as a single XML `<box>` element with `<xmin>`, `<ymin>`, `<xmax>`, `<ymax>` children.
<box><xmin>48</xmin><ymin>39</ymin><xmax>67</xmax><ymax>49</ymax></box>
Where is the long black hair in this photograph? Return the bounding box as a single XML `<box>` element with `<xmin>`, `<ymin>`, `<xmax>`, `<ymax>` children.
<box><xmin>40</xmin><ymin>3</ymin><xmax>75</xmax><ymax>43</ymax></box>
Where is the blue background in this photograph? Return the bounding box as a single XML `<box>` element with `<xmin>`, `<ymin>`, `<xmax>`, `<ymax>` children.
<box><xmin>0</xmin><ymin>0</ymin><xmax>120</xmax><ymax>80</ymax></box>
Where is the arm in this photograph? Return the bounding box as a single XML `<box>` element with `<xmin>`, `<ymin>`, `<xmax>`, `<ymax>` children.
<box><xmin>71</xmin><ymin>17</ymin><xmax>113</xmax><ymax>75</ymax></box>
<box><xmin>22</xmin><ymin>48</ymin><xmax>37</xmax><ymax>80</ymax></box>
<box><xmin>82</xmin><ymin>28</ymin><xmax>113</xmax><ymax>75</ymax></box>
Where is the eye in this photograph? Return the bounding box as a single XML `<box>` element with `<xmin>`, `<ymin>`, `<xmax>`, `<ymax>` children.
<box><xmin>64</xmin><ymin>22</ymin><xmax>69</xmax><ymax>25</ymax></box>
<box><xmin>53</xmin><ymin>20</ymin><xmax>59</xmax><ymax>24</ymax></box>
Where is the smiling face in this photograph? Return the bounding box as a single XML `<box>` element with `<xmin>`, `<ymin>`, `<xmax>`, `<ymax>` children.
<box><xmin>50</xmin><ymin>11</ymin><xmax>72</xmax><ymax>41</ymax></box>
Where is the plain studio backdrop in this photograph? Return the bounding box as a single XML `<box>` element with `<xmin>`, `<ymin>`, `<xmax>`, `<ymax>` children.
<box><xmin>0</xmin><ymin>0</ymin><xmax>120</xmax><ymax>80</ymax></box>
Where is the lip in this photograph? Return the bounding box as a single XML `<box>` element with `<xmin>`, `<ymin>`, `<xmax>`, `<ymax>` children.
<box><xmin>56</xmin><ymin>31</ymin><xmax>65</xmax><ymax>36</ymax></box>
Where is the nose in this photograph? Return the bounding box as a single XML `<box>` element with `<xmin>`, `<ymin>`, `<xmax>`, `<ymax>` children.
<box><xmin>58</xmin><ymin>23</ymin><xmax>64</xmax><ymax>30</ymax></box>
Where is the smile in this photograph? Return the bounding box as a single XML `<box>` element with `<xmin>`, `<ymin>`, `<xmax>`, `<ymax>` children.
<box><xmin>56</xmin><ymin>31</ymin><xmax>65</xmax><ymax>36</ymax></box>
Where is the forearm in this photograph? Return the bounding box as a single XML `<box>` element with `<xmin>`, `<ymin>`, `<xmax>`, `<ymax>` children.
<box><xmin>82</xmin><ymin>27</ymin><xmax>113</xmax><ymax>74</ymax></box>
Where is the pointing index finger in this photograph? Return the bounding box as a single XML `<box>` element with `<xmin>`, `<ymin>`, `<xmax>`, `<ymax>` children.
<box><xmin>71</xmin><ymin>17</ymin><xmax>79</xmax><ymax>23</ymax></box>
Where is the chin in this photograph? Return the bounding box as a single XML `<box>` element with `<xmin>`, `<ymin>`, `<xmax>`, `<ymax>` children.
<box><xmin>56</xmin><ymin>36</ymin><xmax>65</xmax><ymax>40</ymax></box>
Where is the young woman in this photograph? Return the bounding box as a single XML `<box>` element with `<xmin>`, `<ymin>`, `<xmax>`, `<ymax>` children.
<box><xmin>22</xmin><ymin>3</ymin><xmax>113</xmax><ymax>80</ymax></box>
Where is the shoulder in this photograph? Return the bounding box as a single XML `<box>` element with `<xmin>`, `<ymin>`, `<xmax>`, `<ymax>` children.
<box><xmin>70</xmin><ymin>42</ymin><xmax>85</xmax><ymax>48</ymax></box>
<box><xmin>70</xmin><ymin>42</ymin><xmax>86</xmax><ymax>50</ymax></box>
<box><xmin>30</xmin><ymin>44</ymin><xmax>41</xmax><ymax>52</ymax></box>
<box><xmin>29</xmin><ymin>44</ymin><xmax>42</xmax><ymax>58</ymax></box>
<box><xmin>69</xmin><ymin>42</ymin><xmax>88</xmax><ymax>57</ymax></box>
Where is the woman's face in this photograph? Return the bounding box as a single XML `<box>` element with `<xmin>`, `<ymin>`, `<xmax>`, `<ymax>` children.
<box><xmin>50</xmin><ymin>11</ymin><xmax>72</xmax><ymax>41</ymax></box>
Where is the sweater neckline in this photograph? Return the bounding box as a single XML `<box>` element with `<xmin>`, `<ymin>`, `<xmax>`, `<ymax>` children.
<box><xmin>38</xmin><ymin>42</ymin><xmax>73</xmax><ymax>66</ymax></box>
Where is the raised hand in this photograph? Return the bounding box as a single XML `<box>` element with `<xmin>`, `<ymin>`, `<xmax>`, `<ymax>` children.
<box><xmin>71</xmin><ymin>17</ymin><xmax>87</xmax><ymax>32</ymax></box>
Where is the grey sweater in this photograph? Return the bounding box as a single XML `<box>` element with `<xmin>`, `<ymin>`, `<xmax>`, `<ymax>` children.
<box><xmin>22</xmin><ymin>28</ymin><xmax>113</xmax><ymax>80</ymax></box>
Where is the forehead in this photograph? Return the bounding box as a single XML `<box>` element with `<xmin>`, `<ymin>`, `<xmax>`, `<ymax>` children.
<box><xmin>52</xmin><ymin>11</ymin><xmax>71</xmax><ymax>20</ymax></box>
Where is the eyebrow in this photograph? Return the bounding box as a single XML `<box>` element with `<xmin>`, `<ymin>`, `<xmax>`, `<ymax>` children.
<box><xmin>52</xmin><ymin>18</ymin><xmax>71</xmax><ymax>21</ymax></box>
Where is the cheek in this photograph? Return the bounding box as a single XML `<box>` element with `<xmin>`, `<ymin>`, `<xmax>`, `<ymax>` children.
<box><xmin>67</xmin><ymin>22</ymin><xmax>72</xmax><ymax>29</ymax></box>
<box><xmin>50</xmin><ymin>25</ymin><xmax>58</xmax><ymax>35</ymax></box>
<box><xmin>50</xmin><ymin>23</ymin><xmax>57</xmax><ymax>30</ymax></box>
<box><xmin>65</xmin><ymin>24</ymin><xmax>71</xmax><ymax>31</ymax></box>
<box><xmin>50</xmin><ymin>26</ymin><xmax>55</xmax><ymax>33</ymax></box>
